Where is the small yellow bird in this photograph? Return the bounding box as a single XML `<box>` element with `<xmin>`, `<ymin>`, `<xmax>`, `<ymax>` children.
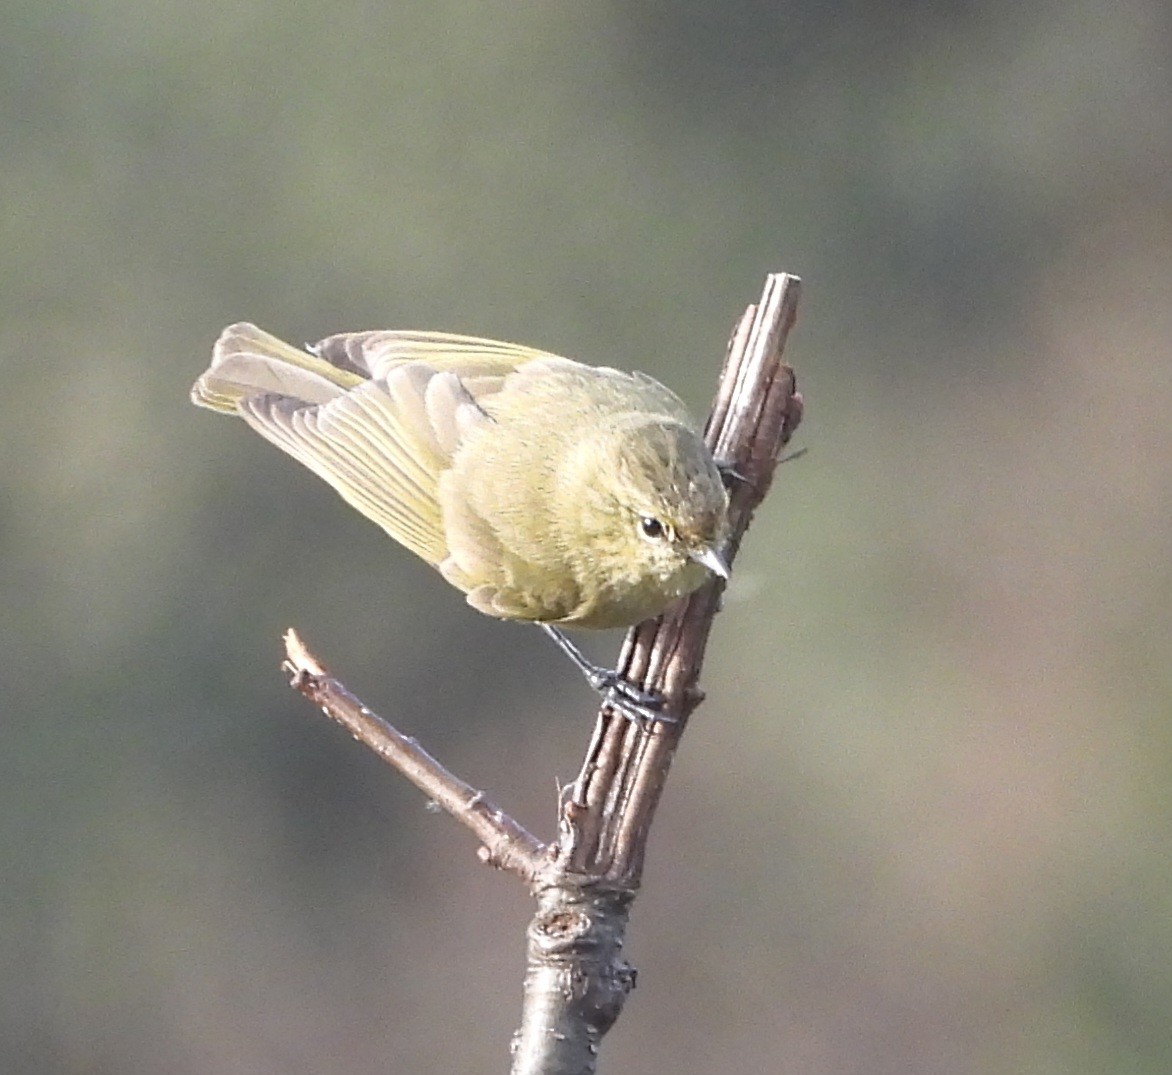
<box><xmin>192</xmin><ymin>323</ymin><xmax>731</xmax><ymax>712</ymax></box>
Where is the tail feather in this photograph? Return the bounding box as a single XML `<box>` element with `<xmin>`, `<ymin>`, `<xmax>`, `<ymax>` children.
<box><xmin>191</xmin><ymin>323</ymin><xmax>364</xmax><ymax>413</ymax></box>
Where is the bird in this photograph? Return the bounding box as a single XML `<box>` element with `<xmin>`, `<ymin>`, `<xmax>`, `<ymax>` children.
<box><xmin>191</xmin><ymin>322</ymin><xmax>731</xmax><ymax>715</ymax></box>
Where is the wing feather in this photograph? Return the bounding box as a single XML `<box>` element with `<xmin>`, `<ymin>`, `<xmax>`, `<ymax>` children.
<box><xmin>197</xmin><ymin>323</ymin><xmax>588</xmax><ymax>580</ymax></box>
<box><xmin>237</xmin><ymin>381</ymin><xmax>449</xmax><ymax>564</ymax></box>
<box><xmin>310</xmin><ymin>330</ymin><xmax>564</xmax><ymax>392</ymax></box>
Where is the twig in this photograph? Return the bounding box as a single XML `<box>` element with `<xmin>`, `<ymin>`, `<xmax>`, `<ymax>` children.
<box><xmin>282</xmin><ymin>628</ymin><xmax>546</xmax><ymax>882</ymax></box>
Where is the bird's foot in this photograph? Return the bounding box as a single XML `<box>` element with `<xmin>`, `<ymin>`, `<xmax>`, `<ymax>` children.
<box><xmin>539</xmin><ymin>624</ymin><xmax>675</xmax><ymax>726</ymax></box>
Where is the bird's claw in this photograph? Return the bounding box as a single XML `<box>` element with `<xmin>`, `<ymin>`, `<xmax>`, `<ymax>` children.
<box><xmin>594</xmin><ymin>673</ymin><xmax>675</xmax><ymax>727</ymax></box>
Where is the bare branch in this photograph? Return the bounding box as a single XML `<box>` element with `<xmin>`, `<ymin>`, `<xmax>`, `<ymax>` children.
<box><xmin>513</xmin><ymin>273</ymin><xmax>803</xmax><ymax>1075</ymax></box>
<box><xmin>555</xmin><ymin>272</ymin><xmax>802</xmax><ymax>880</ymax></box>
<box><xmin>282</xmin><ymin>628</ymin><xmax>546</xmax><ymax>882</ymax></box>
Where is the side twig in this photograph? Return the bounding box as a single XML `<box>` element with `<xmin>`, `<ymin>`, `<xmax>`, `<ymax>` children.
<box><xmin>282</xmin><ymin>628</ymin><xmax>545</xmax><ymax>881</ymax></box>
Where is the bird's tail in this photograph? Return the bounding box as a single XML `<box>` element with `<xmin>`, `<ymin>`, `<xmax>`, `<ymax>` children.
<box><xmin>191</xmin><ymin>322</ymin><xmax>365</xmax><ymax>414</ymax></box>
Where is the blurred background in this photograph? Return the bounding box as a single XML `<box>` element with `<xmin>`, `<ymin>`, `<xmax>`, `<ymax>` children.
<box><xmin>4</xmin><ymin>1</ymin><xmax>1170</xmax><ymax>1072</ymax></box>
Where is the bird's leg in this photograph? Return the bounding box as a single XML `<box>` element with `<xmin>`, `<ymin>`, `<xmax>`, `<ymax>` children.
<box><xmin>537</xmin><ymin>624</ymin><xmax>673</xmax><ymax>724</ymax></box>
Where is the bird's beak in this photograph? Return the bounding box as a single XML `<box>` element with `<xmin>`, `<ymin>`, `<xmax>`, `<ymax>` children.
<box><xmin>689</xmin><ymin>544</ymin><xmax>731</xmax><ymax>580</ymax></box>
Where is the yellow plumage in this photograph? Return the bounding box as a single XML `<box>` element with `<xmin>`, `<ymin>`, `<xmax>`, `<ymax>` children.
<box><xmin>192</xmin><ymin>323</ymin><xmax>729</xmax><ymax>629</ymax></box>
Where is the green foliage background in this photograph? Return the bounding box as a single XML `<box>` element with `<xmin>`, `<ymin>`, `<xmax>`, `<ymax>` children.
<box><xmin>4</xmin><ymin>2</ymin><xmax>1171</xmax><ymax>1071</ymax></box>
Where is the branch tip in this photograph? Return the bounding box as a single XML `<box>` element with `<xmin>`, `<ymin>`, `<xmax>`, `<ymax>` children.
<box><xmin>278</xmin><ymin>627</ymin><xmax>546</xmax><ymax>883</ymax></box>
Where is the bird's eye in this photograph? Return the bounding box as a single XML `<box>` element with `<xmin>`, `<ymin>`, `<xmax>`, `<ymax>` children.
<box><xmin>638</xmin><ymin>516</ymin><xmax>670</xmax><ymax>542</ymax></box>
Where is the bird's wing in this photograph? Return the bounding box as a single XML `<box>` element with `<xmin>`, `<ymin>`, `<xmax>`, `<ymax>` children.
<box><xmin>239</xmin><ymin>362</ymin><xmax>504</xmax><ymax>565</ymax></box>
<box><xmin>200</xmin><ymin>325</ymin><xmax>581</xmax><ymax>569</ymax></box>
<box><xmin>309</xmin><ymin>330</ymin><xmax>567</xmax><ymax>404</ymax></box>
<box><xmin>226</xmin><ymin>328</ymin><xmax>574</xmax><ymax>567</ymax></box>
